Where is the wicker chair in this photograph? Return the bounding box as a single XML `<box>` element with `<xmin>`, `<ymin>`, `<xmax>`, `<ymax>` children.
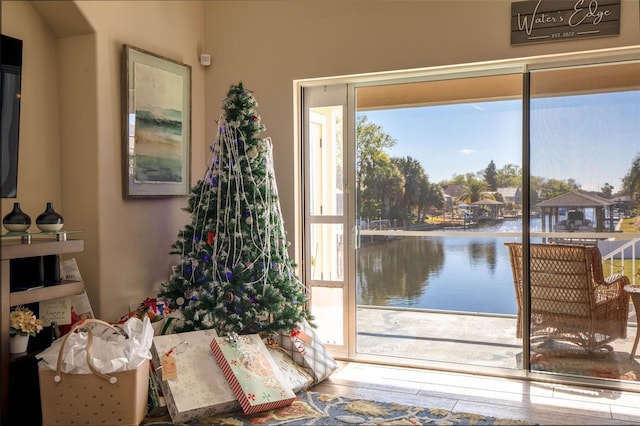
<box><xmin>506</xmin><ymin>243</ymin><xmax>630</xmax><ymax>353</ymax></box>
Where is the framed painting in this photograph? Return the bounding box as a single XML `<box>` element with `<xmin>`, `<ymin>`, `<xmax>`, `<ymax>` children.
<box><xmin>122</xmin><ymin>45</ymin><xmax>191</xmax><ymax>198</ymax></box>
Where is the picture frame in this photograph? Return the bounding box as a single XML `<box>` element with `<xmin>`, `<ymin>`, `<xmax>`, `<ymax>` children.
<box><xmin>122</xmin><ymin>44</ymin><xmax>191</xmax><ymax>198</ymax></box>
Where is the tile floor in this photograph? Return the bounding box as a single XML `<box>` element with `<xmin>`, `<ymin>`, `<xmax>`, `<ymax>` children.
<box><xmin>311</xmin><ymin>361</ymin><xmax>640</xmax><ymax>425</ymax></box>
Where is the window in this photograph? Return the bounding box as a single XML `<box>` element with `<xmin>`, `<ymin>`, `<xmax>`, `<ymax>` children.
<box><xmin>300</xmin><ymin>58</ymin><xmax>640</xmax><ymax>387</ymax></box>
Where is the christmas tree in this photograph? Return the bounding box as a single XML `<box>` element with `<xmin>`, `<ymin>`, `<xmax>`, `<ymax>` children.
<box><xmin>159</xmin><ymin>82</ymin><xmax>311</xmax><ymax>336</ymax></box>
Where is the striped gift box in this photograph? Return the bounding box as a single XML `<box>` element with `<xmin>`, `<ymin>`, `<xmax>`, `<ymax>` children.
<box><xmin>210</xmin><ymin>334</ymin><xmax>296</xmax><ymax>415</ymax></box>
<box><xmin>275</xmin><ymin>319</ymin><xmax>338</xmax><ymax>384</ymax></box>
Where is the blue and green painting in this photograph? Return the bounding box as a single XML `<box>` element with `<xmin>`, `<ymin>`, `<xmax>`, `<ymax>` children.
<box><xmin>134</xmin><ymin>107</ymin><xmax>183</xmax><ymax>183</ymax></box>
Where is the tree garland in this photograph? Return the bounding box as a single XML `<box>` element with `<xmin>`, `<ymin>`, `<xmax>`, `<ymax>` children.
<box><xmin>159</xmin><ymin>82</ymin><xmax>310</xmax><ymax>335</ymax></box>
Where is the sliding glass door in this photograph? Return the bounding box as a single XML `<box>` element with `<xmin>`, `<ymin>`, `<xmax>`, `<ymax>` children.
<box><xmin>353</xmin><ymin>73</ymin><xmax>524</xmax><ymax>370</ymax></box>
<box><xmin>527</xmin><ymin>61</ymin><xmax>640</xmax><ymax>382</ymax></box>
<box><xmin>300</xmin><ymin>58</ymin><xmax>640</xmax><ymax>386</ymax></box>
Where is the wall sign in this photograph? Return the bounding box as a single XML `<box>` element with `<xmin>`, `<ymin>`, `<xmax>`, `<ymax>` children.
<box><xmin>511</xmin><ymin>0</ymin><xmax>621</xmax><ymax>45</ymax></box>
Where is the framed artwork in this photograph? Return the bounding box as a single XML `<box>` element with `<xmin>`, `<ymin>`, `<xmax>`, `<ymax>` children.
<box><xmin>122</xmin><ymin>44</ymin><xmax>191</xmax><ymax>198</ymax></box>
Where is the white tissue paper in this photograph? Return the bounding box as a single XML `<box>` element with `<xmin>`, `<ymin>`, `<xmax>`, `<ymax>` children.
<box><xmin>38</xmin><ymin>316</ymin><xmax>153</xmax><ymax>374</ymax></box>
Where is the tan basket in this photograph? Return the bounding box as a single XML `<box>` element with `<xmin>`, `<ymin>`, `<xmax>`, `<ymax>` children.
<box><xmin>38</xmin><ymin>319</ymin><xmax>149</xmax><ymax>426</ymax></box>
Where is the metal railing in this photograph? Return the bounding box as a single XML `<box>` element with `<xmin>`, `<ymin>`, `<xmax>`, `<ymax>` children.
<box><xmin>601</xmin><ymin>238</ymin><xmax>639</xmax><ymax>285</ymax></box>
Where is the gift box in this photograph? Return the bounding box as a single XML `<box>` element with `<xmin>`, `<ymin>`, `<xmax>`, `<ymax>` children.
<box><xmin>266</xmin><ymin>346</ymin><xmax>314</xmax><ymax>392</ymax></box>
<box><xmin>151</xmin><ymin>329</ymin><xmax>240</xmax><ymax>423</ymax></box>
<box><xmin>210</xmin><ymin>334</ymin><xmax>296</xmax><ymax>414</ymax></box>
<box><xmin>275</xmin><ymin>319</ymin><xmax>338</xmax><ymax>384</ymax></box>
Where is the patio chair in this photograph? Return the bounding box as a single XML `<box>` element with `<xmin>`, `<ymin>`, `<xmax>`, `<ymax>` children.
<box><xmin>505</xmin><ymin>243</ymin><xmax>630</xmax><ymax>354</ymax></box>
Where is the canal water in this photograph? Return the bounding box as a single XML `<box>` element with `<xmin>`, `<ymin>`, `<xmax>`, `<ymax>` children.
<box><xmin>356</xmin><ymin>219</ymin><xmax>541</xmax><ymax>315</ymax></box>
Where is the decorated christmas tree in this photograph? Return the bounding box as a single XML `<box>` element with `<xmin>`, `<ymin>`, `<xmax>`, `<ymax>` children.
<box><xmin>159</xmin><ymin>82</ymin><xmax>311</xmax><ymax>336</ymax></box>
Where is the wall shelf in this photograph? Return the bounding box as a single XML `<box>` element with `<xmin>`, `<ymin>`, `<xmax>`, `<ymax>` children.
<box><xmin>10</xmin><ymin>280</ymin><xmax>85</xmax><ymax>306</ymax></box>
<box><xmin>1</xmin><ymin>237</ymin><xmax>85</xmax><ymax>423</ymax></box>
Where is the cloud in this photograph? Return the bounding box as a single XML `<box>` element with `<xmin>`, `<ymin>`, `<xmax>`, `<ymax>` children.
<box><xmin>459</xmin><ymin>149</ymin><xmax>475</xmax><ymax>155</ymax></box>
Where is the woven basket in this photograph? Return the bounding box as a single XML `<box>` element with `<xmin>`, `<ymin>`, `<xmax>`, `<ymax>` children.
<box><xmin>38</xmin><ymin>319</ymin><xmax>149</xmax><ymax>426</ymax></box>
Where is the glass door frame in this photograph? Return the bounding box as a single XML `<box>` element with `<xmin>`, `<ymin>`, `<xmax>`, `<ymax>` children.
<box><xmin>296</xmin><ymin>46</ymin><xmax>640</xmax><ymax>385</ymax></box>
<box><xmin>346</xmin><ymin>68</ymin><xmax>525</xmax><ymax>372</ymax></box>
<box><xmin>301</xmin><ymin>84</ymin><xmax>350</xmax><ymax>359</ymax></box>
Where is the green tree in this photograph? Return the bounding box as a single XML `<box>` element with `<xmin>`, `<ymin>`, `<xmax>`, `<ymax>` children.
<box><xmin>496</xmin><ymin>164</ymin><xmax>522</xmax><ymax>188</ymax></box>
<box><xmin>356</xmin><ymin>115</ymin><xmax>398</xmax><ymax>219</ymax></box>
<box><xmin>158</xmin><ymin>82</ymin><xmax>310</xmax><ymax>336</ymax></box>
<box><xmin>356</xmin><ymin>115</ymin><xmax>397</xmax><ymax>187</ymax></box>
<box><xmin>600</xmin><ymin>183</ymin><xmax>614</xmax><ymax>199</ymax></box>
<box><xmin>530</xmin><ymin>176</ymin><xmax>545</xmax><ymax>194</ymax></box>
<box><xmin>539</xmin><ymin>178</ymin><xmax>575</xmax><ymax>200</ymax></box>
<box><xmin>448</xmin><ymin>174</ymin><xmax>466</xmax><ymax>185</ymax></box>
<box><xmin>391</xmin><ymin>157</ymin><xmax>444</xmax><ymax>223</ymax></box>
<box><xmin>457</xmin><ymin>178</ymin><xmax>493</xmax><ymax>204</ymax></box>
<box><xmin>419</xmin><ymin>181</ymin><xmax>445</xmax><ymax>220</ymax></box>
<box><xmin>484</xmin><ymin>160</ymin><xmax>498</xmax><ymax>191</ymax></box>
<box><xmin>366</xmin><ymin>154</ymin><xmax>404</xmax><ymax>219</ymax></box>
<box><xmin>567</xmin><ymin>178</ymin><xmax>581</xmax><ymax>191</ymax></box>
<box><xmin>621</xmin><ymin>152</ymin><xmax>640</xmax><ymax>199</ymax></box>
<box><xmin>393</xmin><ymin>156</ymin><xmax>427</xmax><ymax>222</ymax></box>
<box><xmin>449</xmin><ymin>172</ymin><xmax>477</xmax><ymax>186</ymax></box>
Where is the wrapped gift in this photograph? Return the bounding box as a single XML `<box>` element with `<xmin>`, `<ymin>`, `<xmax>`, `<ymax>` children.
<box><xmin>266</xmin><ymin>347</ymin><xmax>314</xmax><ymax>392</ymax></box>
<box><xmin>210</xmin><ymin>334</ymin><xmax>296</xmax><ymax>414</ymax></box>
<box><xmin>151</xmin><ymin>329</ymin><xmax>240</xmax><ymax>423</ymax></box>
<box><xmin>275</xmin><ymin>319</ymin><xmax>338</xmax><ymax>384</ymax></box>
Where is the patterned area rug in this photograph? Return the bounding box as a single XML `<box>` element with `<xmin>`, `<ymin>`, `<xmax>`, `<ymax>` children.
<box><xmin>143</xmin><ymin>391</ymin><xmax>531</xmax><ymax>425</ymax></box>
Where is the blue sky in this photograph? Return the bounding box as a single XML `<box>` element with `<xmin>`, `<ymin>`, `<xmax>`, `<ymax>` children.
<box><xmin>360</xmin><ymin>90</ymin><xmax>639</xmax><ymax>193</ymax></box>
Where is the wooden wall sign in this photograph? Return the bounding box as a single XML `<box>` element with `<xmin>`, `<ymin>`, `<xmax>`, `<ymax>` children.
<box><xmin>511</xmin><ymin>0</ymin><xmax>621</xmax><ymax>45</ymax></box>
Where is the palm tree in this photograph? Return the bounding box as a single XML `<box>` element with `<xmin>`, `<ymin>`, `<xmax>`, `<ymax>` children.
<box><xmin>457</xmin><ymin>179</ymin><xmax>494</xmax><ymax>204</ymax></box>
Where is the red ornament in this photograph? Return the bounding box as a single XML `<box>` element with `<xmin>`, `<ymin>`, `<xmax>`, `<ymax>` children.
<box><xmin>208</xmin><ymin>232</ymin><xmax>215</xmax><ymax>244</ymax></box>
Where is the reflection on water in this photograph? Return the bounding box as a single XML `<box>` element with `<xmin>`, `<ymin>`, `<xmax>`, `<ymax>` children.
<box><xmin>357</xmin><ymin>237</ymin><xmax>445</xmax><ymax>306</ymax></box>
<box><xmin>356</xmin><ymin>220</ymin><xmax>534</xmax><ymax>315</ymax></box>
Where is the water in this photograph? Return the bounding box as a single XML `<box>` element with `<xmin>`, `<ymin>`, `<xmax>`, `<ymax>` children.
<box><xmin>355</xmin><ymin>219</ymin><xmax>540</xmax><ymax>315</ymax></box>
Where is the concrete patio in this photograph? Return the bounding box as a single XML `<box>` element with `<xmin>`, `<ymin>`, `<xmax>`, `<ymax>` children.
<box><xmin>355</xmin><ymin>306</ymin><xmax>640</xmax><ymax>377</ymax></box>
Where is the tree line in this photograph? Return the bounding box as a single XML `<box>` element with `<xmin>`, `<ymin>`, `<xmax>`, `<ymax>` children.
<box><xmin>356</xmin><ymin>115</ymin><xmax>640</xmax><ymax>223</ymax></box>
